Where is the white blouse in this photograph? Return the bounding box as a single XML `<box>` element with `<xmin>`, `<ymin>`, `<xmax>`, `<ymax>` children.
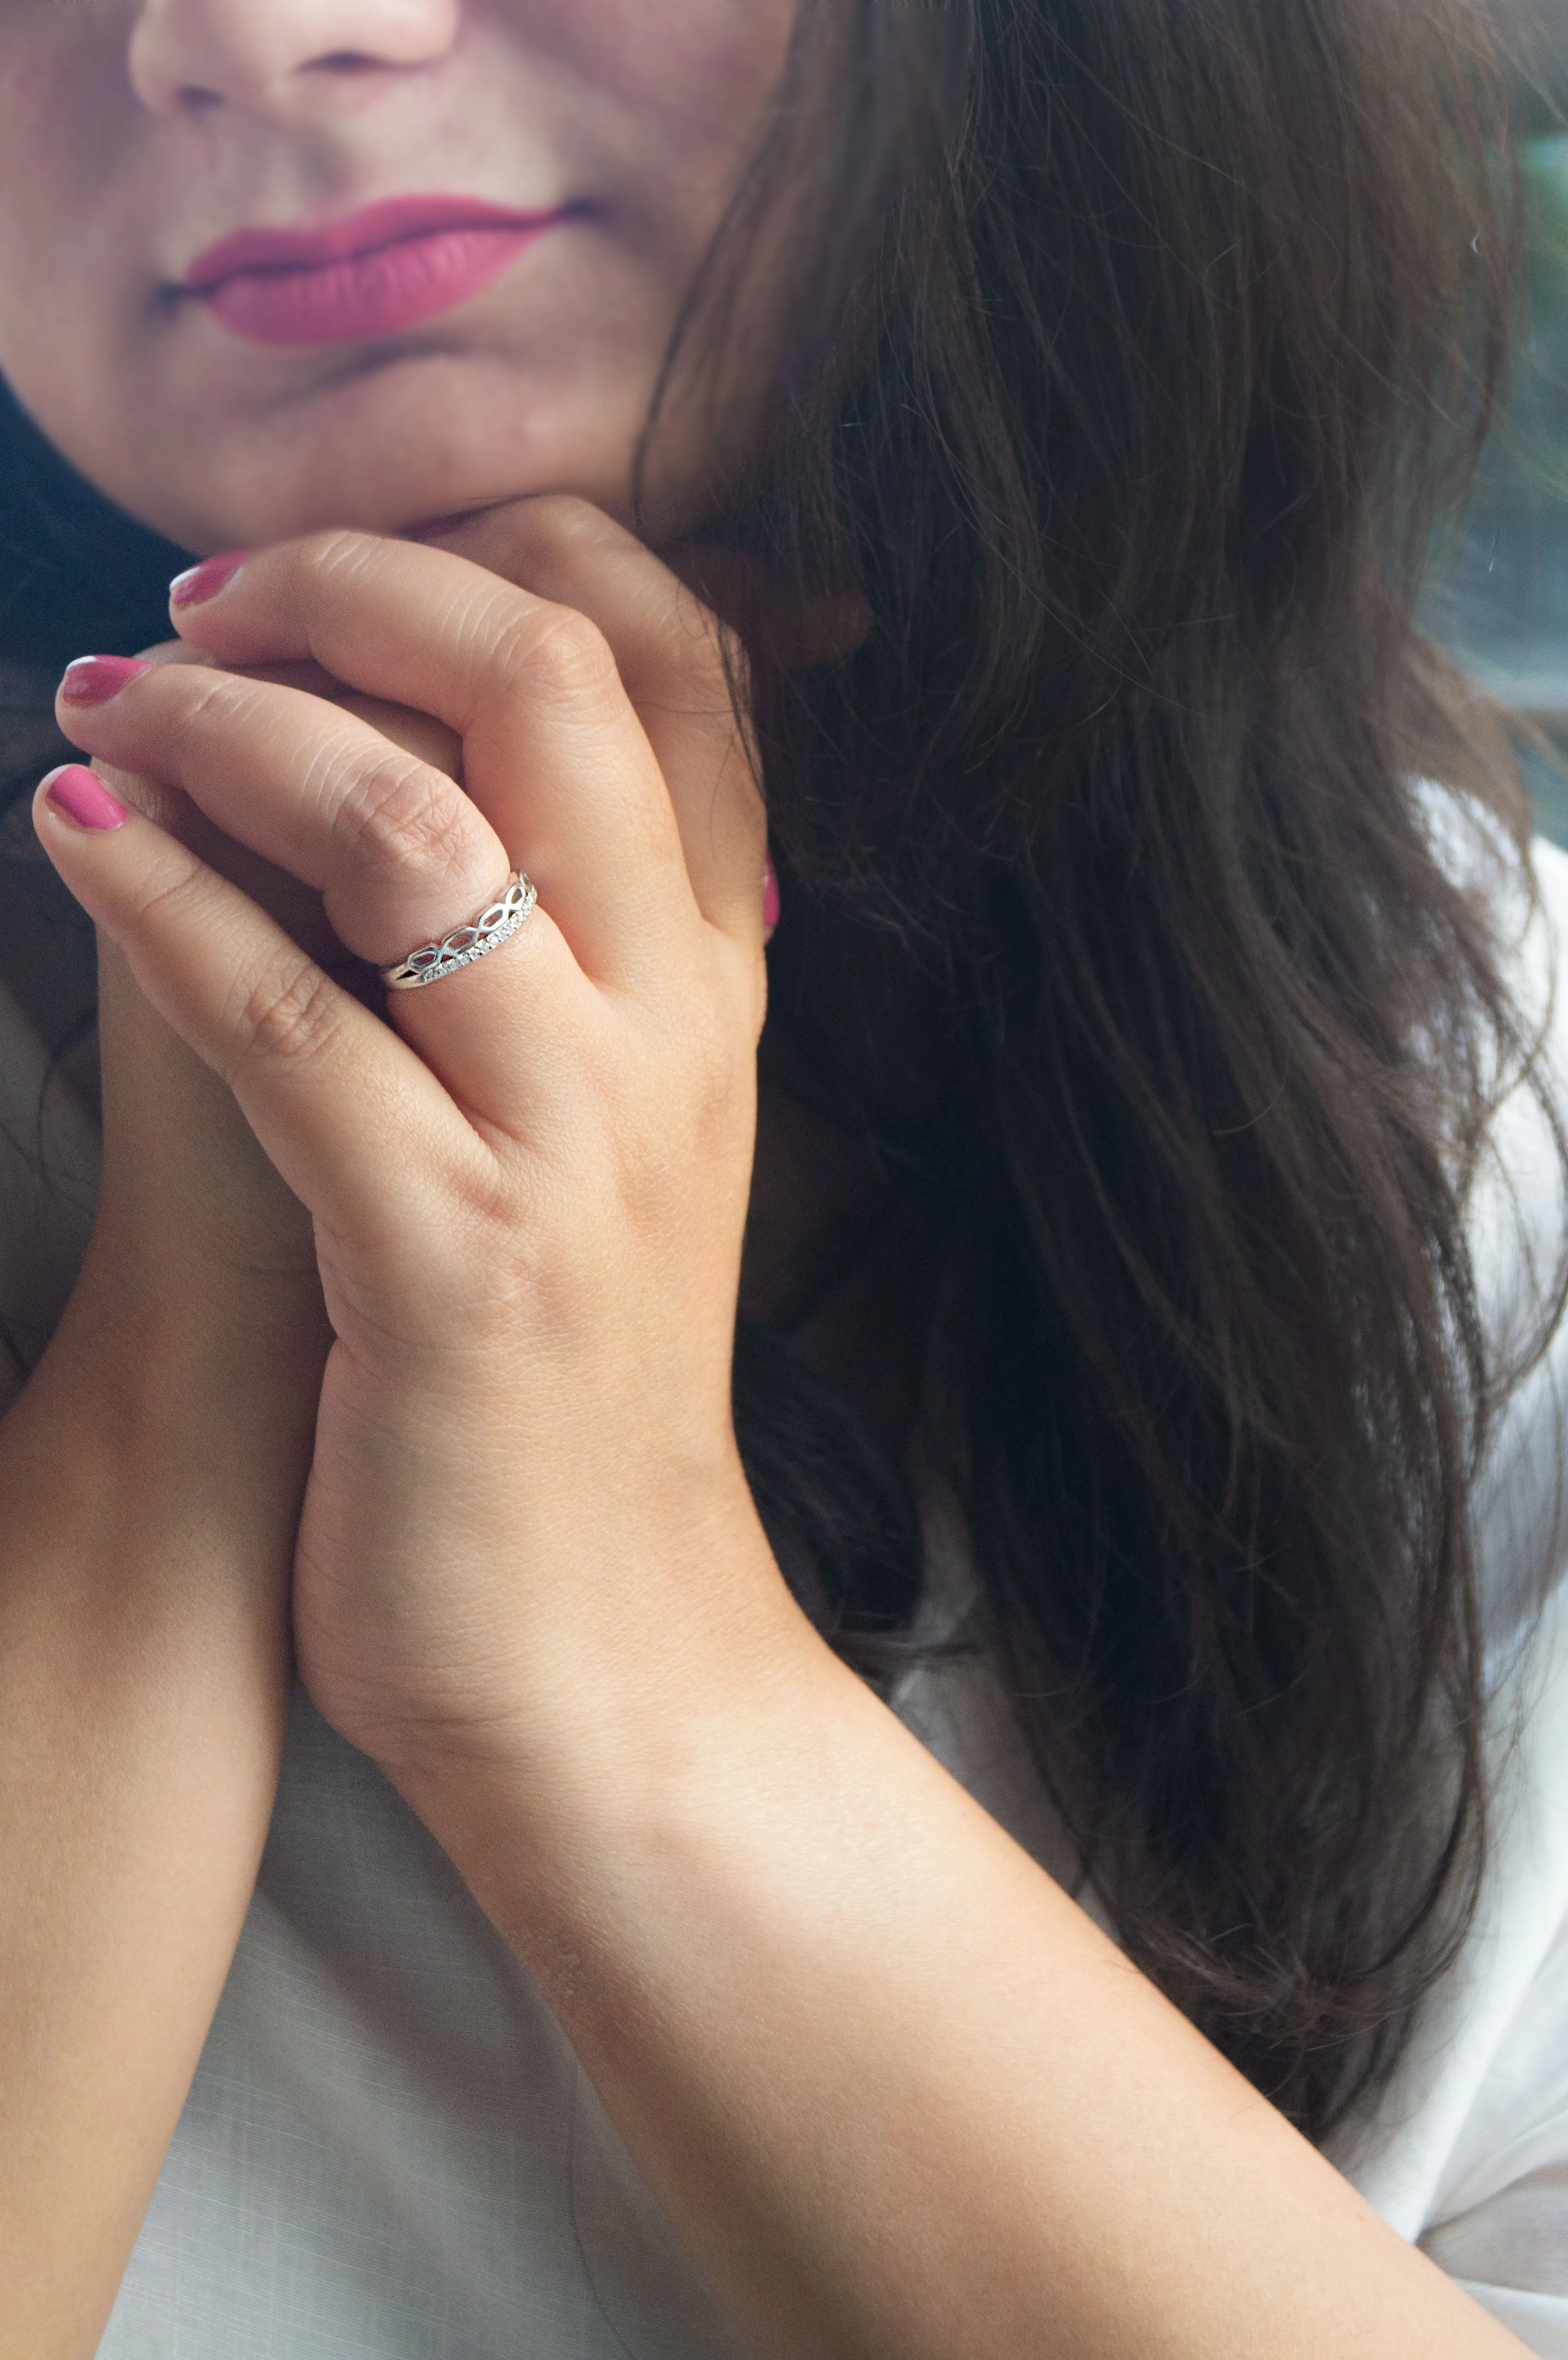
<box><xmin>3</xmin><ymin>792</ymin><xmax>1568</xmax><ymax>2356</ymax></box>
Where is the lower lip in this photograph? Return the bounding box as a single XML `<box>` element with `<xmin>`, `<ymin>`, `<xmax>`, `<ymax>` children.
<box><xmin>197</xmin><ymin>220</ymin><xmax>560</xmax><ymax>348</ymax></box>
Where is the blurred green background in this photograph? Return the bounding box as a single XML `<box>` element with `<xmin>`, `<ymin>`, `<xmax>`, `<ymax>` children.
<box><xmin>1439</xmin><ymin>135</ymin><xmax>1568</xmax><ymax>840</ymax></box>
<box><xmin>1439</xmin><ymin>4</ymin><xmax>1568</xmax><ymax>840</ymax></box>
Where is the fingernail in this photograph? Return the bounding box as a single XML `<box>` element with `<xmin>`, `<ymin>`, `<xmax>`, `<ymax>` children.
<box><xmin>59</xmin><ymin>654</ymin><xmax>152</xmax><ymax>707</ymax></box>
<box><xmin>762</xmin><ymin>856</ymin><xmax>781</xmax><ymax>934</ymax></box>
<box><xmin>43</xmin><ymin>765</ymin><xmax>129</xmax><ymax>832</ymax></box>
<box><xmin>170</xmin><ymin>549</ymin><xmax>248</xmax><ymax>609</ymax></box>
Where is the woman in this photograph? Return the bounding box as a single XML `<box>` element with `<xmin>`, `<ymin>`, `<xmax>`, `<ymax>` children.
<box><xmin>0</xmin><ymin>0</ymin><xmax>1565</xmax><ymax>2353</ymax></box>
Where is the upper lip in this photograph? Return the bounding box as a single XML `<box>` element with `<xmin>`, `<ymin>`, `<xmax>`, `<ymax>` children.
<box><xmin>182</xmin><ymin>196</ymin><xmax>566</xmax><ymax>293</ymax></box>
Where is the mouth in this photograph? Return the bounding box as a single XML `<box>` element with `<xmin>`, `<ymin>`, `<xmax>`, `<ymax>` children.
<box><xmin>180</xmin><ymin>195</ymin><xmax>576</xmax><ymax>348</ymax></box>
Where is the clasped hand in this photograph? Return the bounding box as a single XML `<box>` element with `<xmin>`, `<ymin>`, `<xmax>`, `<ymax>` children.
<box><xmin>38</xmin><ymin>499</ymin><xmax>805</xmax><ymax>1815</ymax></box>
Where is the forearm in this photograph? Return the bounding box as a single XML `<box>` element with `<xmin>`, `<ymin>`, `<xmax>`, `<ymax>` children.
<box><xmin>405</xmin><ymin>1547</ymin><xmax>1530</xmax><ymax>2360</ymax></box>
<box><xmin>0</xmin><ymin>1271</ymin><xmax>326</xmax><ymax>2360</ymax></box>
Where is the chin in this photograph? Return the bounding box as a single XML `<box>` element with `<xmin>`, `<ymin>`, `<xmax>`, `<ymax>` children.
<box><xmin>122</xmin><ymin>347</ymin><xmax>642</xmax><ymax>553</ymax></box>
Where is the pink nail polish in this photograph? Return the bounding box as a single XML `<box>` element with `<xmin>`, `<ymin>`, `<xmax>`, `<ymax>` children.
<box><xmin>60</xmin><ymin>655</ymin><xmax>152</xmax><ymax>707</ymax></box>
<box><xmin>170</xmin><ymin>549</ymin><xmax>248</xmax><ymax>609</ymax></box>
<box><xmin>43</xmin><ymin>765</ymin><xmax>129</xmax><ymax>832</ymax></box>
<box><xmin>762</xmin><ymin>856</ymin><xmax>781</xmax><ymax>933</ymax></box>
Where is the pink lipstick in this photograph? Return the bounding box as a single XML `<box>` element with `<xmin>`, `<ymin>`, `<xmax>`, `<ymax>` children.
<box><xmin>182</xmin><ymin>196</ymin><xmax>570</xmax><ymax>347</ymax></box>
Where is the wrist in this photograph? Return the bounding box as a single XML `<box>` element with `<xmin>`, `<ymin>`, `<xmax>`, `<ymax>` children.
<box><xmin>379</xmin><ymin>1522</ymin><xmax>849</xmax><ymax>1961</ymax></box>
<box><xmin>0</xmin><ymin>1354</ymin><xmax>302</xmax><ymax>1766</ymax></box>
<box><xmin>0</xmin><ymin>1242</ymin><xmax>329</xmax><ymax>1629</ymax></box>
<box><xmin>64</xmin><ymin>1218</ymin><xmax>330</xmax><ymax>1420</ymax></box>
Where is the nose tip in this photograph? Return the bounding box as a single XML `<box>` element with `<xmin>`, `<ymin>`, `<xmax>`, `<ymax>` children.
<box><xmin>129</xmin><ymin>0</ymin><xmax>461</xmax><ymax>119</ymax></box>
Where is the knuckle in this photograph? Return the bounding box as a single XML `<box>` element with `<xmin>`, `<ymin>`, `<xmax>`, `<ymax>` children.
<box><xmin>331</xmin><ymin>750</ymin><xmax>474</xmax><ymax>888</ymax></box>
<box><xmin>499</xmin><ymin>604</ymin><xmax>619</xmax><ymax>706</ymax></box>
<box><xmin>521</xmin><ymin>494</ymin><xmax>622</xmax><ymax>566</ymax></box>
<box><xmin>221</xmin><ymin>948</ymin><xmax>343</xmax><ymax>1071</ymax></box>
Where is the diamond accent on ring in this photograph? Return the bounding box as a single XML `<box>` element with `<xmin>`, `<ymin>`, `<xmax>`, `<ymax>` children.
<box><xmin>380</xmin><ymin>872</ymin><xmax>538</xmax><ymax>990</ymax></box>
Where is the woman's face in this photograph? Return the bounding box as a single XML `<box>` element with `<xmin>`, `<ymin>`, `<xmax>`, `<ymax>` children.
<box><xmin>0</xmin><ymin>0</ymin><xmax>796</xmax><ymax>553</ymax></box>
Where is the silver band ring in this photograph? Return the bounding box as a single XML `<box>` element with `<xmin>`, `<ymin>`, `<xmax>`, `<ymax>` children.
<box><xmin>380</xmin><ymin>871</ymin><xmax>538</xmax><ymax>991</ymax></box>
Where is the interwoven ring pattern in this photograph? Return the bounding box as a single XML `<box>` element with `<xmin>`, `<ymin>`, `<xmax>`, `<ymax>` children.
<box><xmin>380</xmin><ymin>872</ymin><xmax>538</xmax><ymax>991</ymax></box>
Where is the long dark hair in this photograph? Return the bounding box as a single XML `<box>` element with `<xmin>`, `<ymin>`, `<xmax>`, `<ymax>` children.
<box><xmin>687</xmin><ymin>0</ymin><xmax>1564</xmax><ymax>2150</ymax></box>
<box><xmin>0</xmin><ymin>0</ymin><xmax>1559</xmax><ymax>2152</ymax></box>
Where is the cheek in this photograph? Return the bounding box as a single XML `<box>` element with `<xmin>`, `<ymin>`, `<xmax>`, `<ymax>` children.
<box><xmin>0</xmin><ymin>30</ymin><xmax>143</xmax><ymax>374</ymax></box>
<box><xmin>520</xmin><ymin>0</ymin><xmax>796</xmax><ymax>162</ymax></box>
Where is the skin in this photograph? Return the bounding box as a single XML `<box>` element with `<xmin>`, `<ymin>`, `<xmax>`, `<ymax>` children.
<box><xmin>0</xmin><ymin>5</ymin><xmax>1543</xmax><ymax>2357</ymax></box>
<box><xmin>0</xmin><ymin>0</ymin><xmax>791</xmax><ymax>546</ymax></box>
